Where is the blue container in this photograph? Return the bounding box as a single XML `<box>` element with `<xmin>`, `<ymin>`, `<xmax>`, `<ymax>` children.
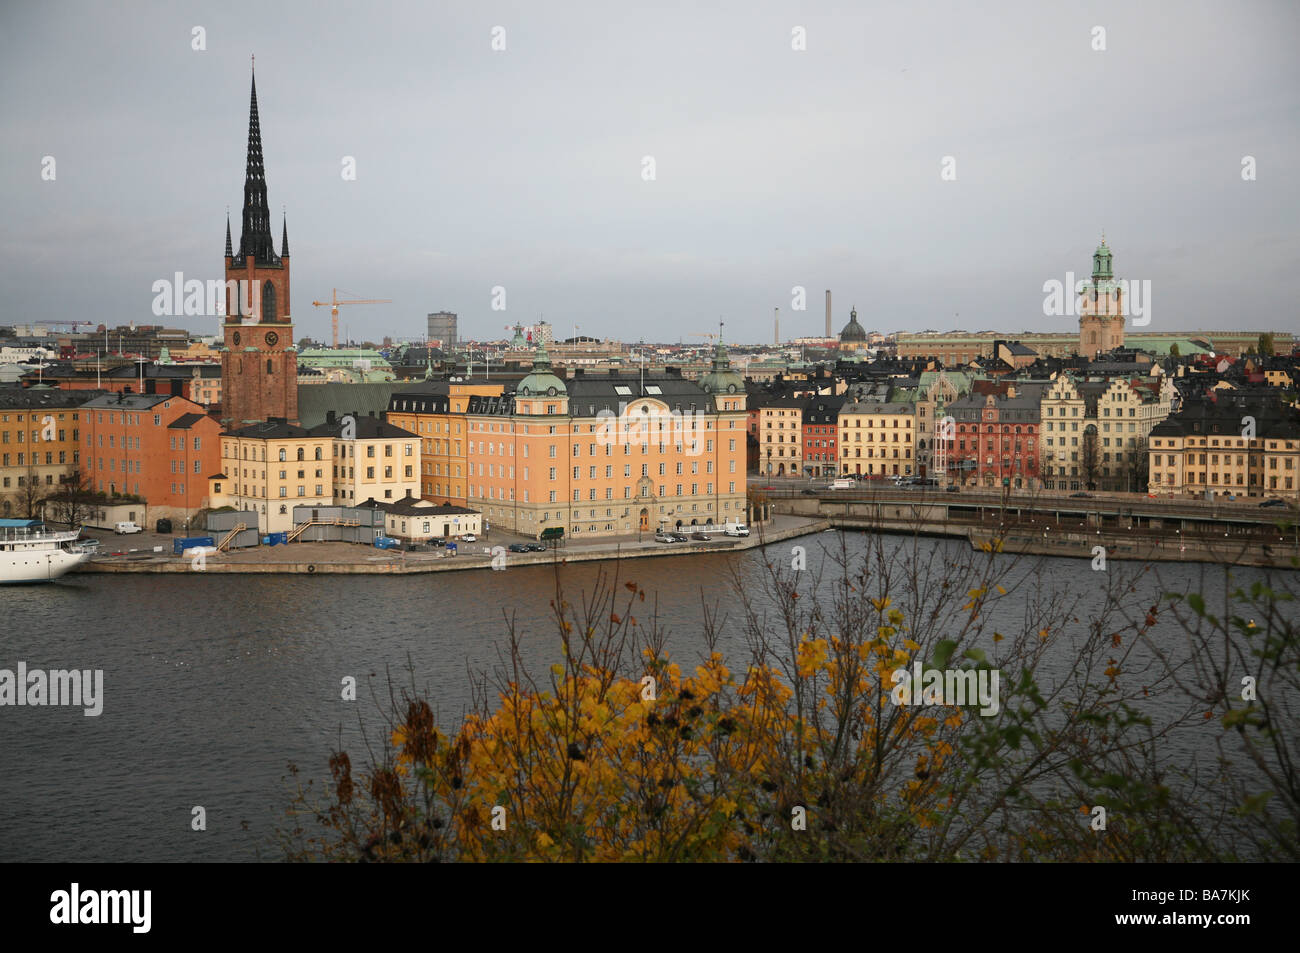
<box><xmin>173</xmin><ymin>536</ymin><xmax>216</xmax><ymax>555</ymax></box>
<box><xmin>374</xmin><ymin>536</ymin><xmax>399</xmax><ymax>550</ymax></box>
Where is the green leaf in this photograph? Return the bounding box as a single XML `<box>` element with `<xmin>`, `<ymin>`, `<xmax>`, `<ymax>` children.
<box><xmin>1187</xmin><ymin>593</ymin><xmax>1205</xmax><ymax>616</ymax></box>
<box><xmin>931</xmin><ymin>640</ymin><xmax>957</xmax><ymax>669</ymax></box>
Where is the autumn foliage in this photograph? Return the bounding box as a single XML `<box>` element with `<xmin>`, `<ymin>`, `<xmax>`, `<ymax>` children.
<box><xmin>279</xmin><ymin>530</ymin><xmax>1299</xmax><ymax>862</ymax></box>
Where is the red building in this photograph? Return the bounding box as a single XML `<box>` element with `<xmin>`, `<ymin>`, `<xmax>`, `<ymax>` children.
<box><xmin>802</xmin><ymin>396</ymin><xmax>843</xmax><ymax>477</ymax></box>
<box><xmin>81</xmin><ymin>393</ymin><xmax>223</xmax><ymax>520</ymax></box>
<box><xmin>946</xmin><ymin>384</ymin><xmax>1044</xmax><ymax>489</ymax></box>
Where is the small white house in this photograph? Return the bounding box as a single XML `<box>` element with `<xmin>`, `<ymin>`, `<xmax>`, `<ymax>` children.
<box><xmin>363</xmin><ymin>494</ymin><xmax>482</xmax><ymax>541</ymax></box>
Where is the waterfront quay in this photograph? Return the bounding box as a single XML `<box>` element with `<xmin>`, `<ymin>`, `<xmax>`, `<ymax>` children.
<box><xmin>72</xmin><ymin>515</ymin><xmax>829</xmax><ymax>575</ymax></box>
<box><xmin>761</xmin><ymin>480</ymin><xmax>1300</xmax><ymax>568</ymax></box>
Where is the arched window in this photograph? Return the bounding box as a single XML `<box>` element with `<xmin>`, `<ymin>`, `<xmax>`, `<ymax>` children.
<box><xmin>266</xmin><ymin>358</ymin><xmax>273</xmax><ymax>376</ymax></box>
<box><xmin>296</xmin><ymin>447</ymin><xmax>304</xmax><ymax>461</ymax></box>
<box><xmin>314</xmin><ymin>447</ymin><xmax>322</xmax><ymax>460</ymax></box>
<box><xmin>279</xmin><ymin>505</ymin><xmax>287</xmax><ymax>514</ymax></box>
<box><xmin>262</xmin><ymin>280</ymin><xmax>277</xmax><ymax>322</ymax></box>
<box><xmin>279</xmin><ymin>448</ymin><xmax>286</xmax><ymax>461</ymax></box>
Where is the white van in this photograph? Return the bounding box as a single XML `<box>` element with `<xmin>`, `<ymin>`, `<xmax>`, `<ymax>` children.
<box><xmin>725</xmin><ymin>523</ymin><xmax>750</xmax><ymax>537</ymax></box>
<box><xmin>830</xmin><ymin>478</ymin><xmax>856</xmax><ymax>490</ymax></box>
<box><xmin>114</xmin><ymin>521</ymin><xmax>142</xmax><ymax>535</ymax></box>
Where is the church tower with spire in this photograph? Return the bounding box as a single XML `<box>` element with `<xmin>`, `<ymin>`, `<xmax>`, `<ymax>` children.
<box><xmin>221</xmin><ymin>60</ymin><xmax>298</xmax><ymax>428</ymax></box>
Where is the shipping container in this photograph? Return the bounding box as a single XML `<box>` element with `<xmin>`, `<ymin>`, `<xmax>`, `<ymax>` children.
<box><xmin>173</xmin><ymin>536</ymin><xmax>216</xmax><ymax>555</ymax></box>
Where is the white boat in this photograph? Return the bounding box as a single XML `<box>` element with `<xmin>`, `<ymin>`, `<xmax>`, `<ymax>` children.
<box><xmin>0</xmin><ymin>524</ymin><xmax>93</xmax><ymax>583</ymax></box>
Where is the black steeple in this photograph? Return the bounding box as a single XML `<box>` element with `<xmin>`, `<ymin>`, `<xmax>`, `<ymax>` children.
<box><xmin>281</xmin><ymin>214</ymin><xmax>289</xmax><ymax>258</ymax></box>
<box><xmin>236</xmin><ymin>63</ymin><xmax>279</xmax><ymax>266</ymax></box>
<box><xmin>224</xmin><ymin>210</ymin><xmax>233</xmax><ymax>257</ymax></box>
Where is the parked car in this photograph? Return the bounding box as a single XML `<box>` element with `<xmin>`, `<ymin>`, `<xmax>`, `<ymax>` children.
<box><xmin>801</xmin><ymin>488</ymin><xmax>818</xmax><ymax>495</ymax></box>
<box><xmin>525</xmin><ymin>542</ymin><xmax>546</xmax><ymax>552</ymax></box>
<box><xmin>76</xmin><ymin>537</ymin><xmax>101</xmax><ymax>552</ymax></box>
<box><xmin>945</xmin><ymin>485</ymin><xmax>959</xmax><ymax>493</ymax></box>
<box><xmin>654</xmin><ymin>533</ymin><xmax>675</xmax><ymax>543</ymax></box>
<box><xmin>429</xmin><ymin>538</ymin><xmax>445</xmax><ymax>547</ymax></box>
<box><xmin>1070</xmin><ymin>492</ymin><xmax>1093</xmax><ymax>499</ymax></box>
<box><xmin>114</xmin><ymin>521</ymin><xmax>142</xmax><ymax>535</ymax></box>
<box><xmin>461</xmin><ymin>533</ymin><xmax>477</xmax><ymax>542</ymax></box>
<box><xmin>1260</xmin><ymin>498</ymin><xmax>1289</xmax><ymax>508</ymax></box>
<box><xmin>830</xmin><ymin>478</ymin><xmax>856</xmax><ymax>490</ymax></box>
<box><xmin>725</xmin><ymin>524</ymin><xmax>750</xmax><ymax>537</ymax></box>
<box><xmin>507</xmin><ymin>543</ymin><xmax>530</xmax><ymax>552</ymax></box>
<box><xmin>691</xmin><ymin>532</ymin><xmax>711</xmax><ymax>541</ymax></box>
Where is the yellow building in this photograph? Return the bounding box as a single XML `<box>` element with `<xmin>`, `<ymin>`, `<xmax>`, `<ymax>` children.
<box><xmin>314</xmin><ymin>413</ymin><xmax>419</xmax><ymax>506</ymax></box>
<box><xmin>0</xmin><ymin>391</ymin><xmax>87</xmax><ymax>518</ymax></box>
<box><xmin>759</xmin><ymin>400</ymin><xmax>804</xmax><ymax>476</ymax></box>
<box><xmin>221</xmin><ymin>420</ymin><xmax>334</xmax><ymax>532</ymax></box>
<box><xmin>837</xmin><ymin>401</ymin><xmax>915</xmax><ymax>477</ymax></box>
<box><xmin>1041</xmin><ymin>375</ymin><xmax>1173</xmax><ymax>491</ymax></box>
<box><xmin>1148</xmin><ymin>396</ymin><xmax>1300</xmax><ymax>501</ymax></box>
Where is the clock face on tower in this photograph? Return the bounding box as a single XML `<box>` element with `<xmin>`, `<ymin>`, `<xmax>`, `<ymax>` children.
<box><xmin>264</xmin><ymin>331</ymin><xmax>279</xmax><ymax>347</ymax></box>
<box><xmin>232</xmin><ymin>331</ymin><xmax>241</xmax><ymax>346</ymax></box>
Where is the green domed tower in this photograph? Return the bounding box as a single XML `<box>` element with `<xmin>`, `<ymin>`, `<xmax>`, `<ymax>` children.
<box><xmin>514</xmin><ymin>339</ymin><xmax>568</xmax><ymax>415</ymax></box>
<box><xmin>1078</xmin><ymin>235</ymin><xmax>1125</xmax><ymax>358</ymax></box>
<box><xmin>698</xmin><ymin>333</ymin><xmax>744</xmax><ymax>402</ymax></box>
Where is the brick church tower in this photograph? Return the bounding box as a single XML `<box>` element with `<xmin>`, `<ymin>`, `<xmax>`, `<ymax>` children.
<box><xmin>1077</xmin><ymin>237</ymin><xmax>1125</xmax><ymax>359</ymax></box>
<box><xmin>221</xmin><ymin>63</ymin><xmax>298</xmax><ymax>428</ymax></box>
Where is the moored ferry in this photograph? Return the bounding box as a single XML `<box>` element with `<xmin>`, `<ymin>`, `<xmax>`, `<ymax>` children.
<box><xmin>0</xmin><ymin>520</ymin><xmax>93</xmax><ymax>584</ymax></box>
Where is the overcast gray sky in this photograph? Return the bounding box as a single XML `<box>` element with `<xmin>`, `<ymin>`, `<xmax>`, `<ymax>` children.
<box><xmin>3</xmin><ymin>0</ymin><xmax>1297</xmax><ymax>346</ymax></box>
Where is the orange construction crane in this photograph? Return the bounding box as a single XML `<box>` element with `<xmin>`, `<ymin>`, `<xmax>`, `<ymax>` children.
<box><xmin>311</xmin><ymin>288</ymin><xmax>392</xmax><ymax>348</ymax></box>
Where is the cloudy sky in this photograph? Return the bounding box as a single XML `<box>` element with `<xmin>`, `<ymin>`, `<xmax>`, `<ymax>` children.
<box><xmin>2</xmin><ymin>0</ymin><xmax>1297</xmax><ymax>346</ymax></box>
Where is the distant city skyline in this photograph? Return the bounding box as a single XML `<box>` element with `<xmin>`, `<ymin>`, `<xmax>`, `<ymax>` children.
<box><xmin>3</xmin><ymin>1</ymin><xmax>1298</xmax><ymax>344</ymax></box>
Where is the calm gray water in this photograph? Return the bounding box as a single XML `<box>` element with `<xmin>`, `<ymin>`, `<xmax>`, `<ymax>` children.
<box><xmin>0</xmin><ymin>531</ymin><xmax>1282</xmax><ymax>861</ymax></box>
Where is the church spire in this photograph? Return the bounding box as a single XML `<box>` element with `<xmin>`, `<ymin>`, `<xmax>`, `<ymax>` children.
<box><xmin>236</xmin><ymin>62</ymin><xmax>277</xmax><ymax>265</ymax></box>
<box><xmin>281</xmin><ymin>212</ymin><xmax>289</xmax><ymax>257</ymax></box>
<box><xmin>224</xmin><ymin>209</ymin><xmax>233</xmax><ymax>257</ymax></box>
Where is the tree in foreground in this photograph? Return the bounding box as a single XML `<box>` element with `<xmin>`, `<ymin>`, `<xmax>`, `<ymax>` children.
<box><xmin>278</xmin><ymin>520</ymin><xmax>1298</xmax><ymax>862</ymax></box>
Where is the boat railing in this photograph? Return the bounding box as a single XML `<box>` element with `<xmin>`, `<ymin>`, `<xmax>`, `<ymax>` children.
<box><xmin>0</xmin><ymin>526</ymin><xmax>78</xmax><ymax>543</ymax></box>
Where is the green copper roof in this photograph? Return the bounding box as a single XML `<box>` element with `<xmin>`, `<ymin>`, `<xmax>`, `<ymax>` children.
<box><xmin>698</xmin><ymin>338</ymin><xmax>744</xmax><ymax>395</ymax></box>
<box><xmin>516</xmin><ymin>340</ymin><xmax>567</xmax><ymax>396</ymax></box>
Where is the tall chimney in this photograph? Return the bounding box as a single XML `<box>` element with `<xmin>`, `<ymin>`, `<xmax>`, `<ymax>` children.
<box><xmin>774</xmin><ymin>307</ymin><xmax>780</xmax><ymax>346</ymax></box>
<box><xmin>825</xmin><ymin>290</ymin><xmax>831</xmax><ymax>338</ymax></box>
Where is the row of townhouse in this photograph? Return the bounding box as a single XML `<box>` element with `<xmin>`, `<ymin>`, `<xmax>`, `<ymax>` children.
<box><xmin>754</xmin><ymin>370</ymin><xmax>973</xmax><ymax>479</ymax></box>
<box><xmin>753</xmin><ymin>370</ymin><xmax>1179</xmax><ymax>490</ymax></box>
<box><xmin>757</xmin><ymin>394</ymin><xmax>920</xmax><ymax>479</ymax></box>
